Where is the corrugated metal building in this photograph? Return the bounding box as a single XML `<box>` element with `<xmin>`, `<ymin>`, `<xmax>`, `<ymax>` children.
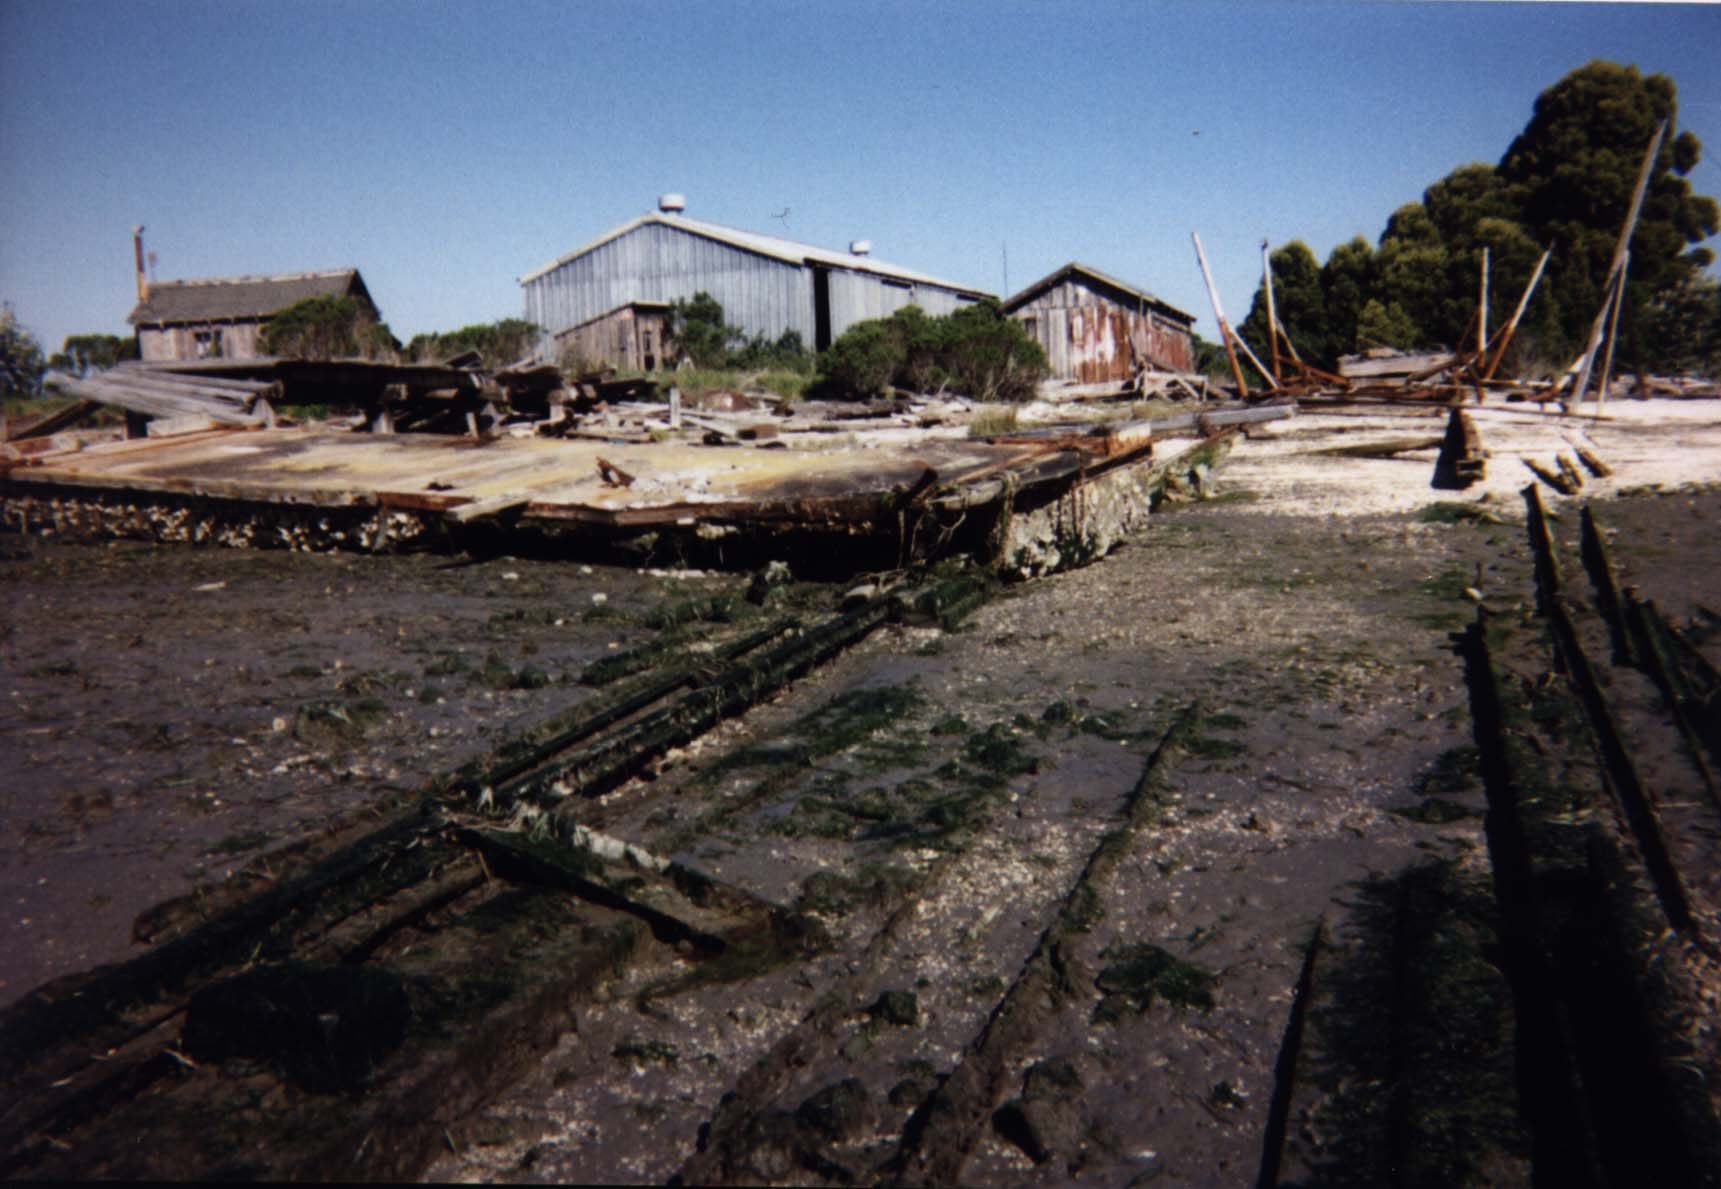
<box><xmin>1003</xmin><ymin>262</ymin><xmax>1196</xmax><ymax>382</ymax></box>
<box><xmin>126</xmin><ymin>269</ymin><xmax>379</xmax><ymax>362</ymax></box>
<box><xmin>520</xmin><ymin>198</ymin><xmax>992</xmax><ymax>366</ymax></box>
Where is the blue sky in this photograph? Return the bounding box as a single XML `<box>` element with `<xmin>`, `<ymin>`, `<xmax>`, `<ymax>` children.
<box><xmin>3</xmin><ymin>0</ymin><xmax>1719</xmax><ymax>352</ymax></box>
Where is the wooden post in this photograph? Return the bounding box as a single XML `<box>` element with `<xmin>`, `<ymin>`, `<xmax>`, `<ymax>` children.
<box><xmin>1192</xmin><ymin>232</ymin><xmax>1247</xmax><ymax>398</ymax></box>
<box><xmin>1595</xmin><ymin>250</ymin><xmax>1629</xmax><ymax>418</ymax></box>
<box><xmin>1231</xmin><ymin>331</ymin><xmax>1280</xmax><ymax>393</ymax></box>
<box><xmin>1478</xmin><ymin>247</ymin><xmax>1489</xmax><ymax>359</ymax></box>
<box><xmin>1482</xmin><ymin>246</ymin><xmax>1552</xmax><ymax>381</ymax></box>
<box><xmin>1571</xmin><ymin>120</ymin><xmax>1666</xmax><ymax>406</ymax></box>
<box><xmin>1261</xmin><ymin>240</ymin><xmax>1281</xmax><ymax>383</ymax></box>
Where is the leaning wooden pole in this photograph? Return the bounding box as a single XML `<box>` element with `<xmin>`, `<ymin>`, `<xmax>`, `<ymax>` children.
<box><xmin>1570</xmin><ymin>119</ymin><xmax>1666</xmax><ymax>405</ymax></box>
<box><xmin>1595</xmin><ymin>249</ymin><xmax>1630</xmax><ymax>418</ymax></box>
<box><xmin>1482</xmin><ymin>246</ymin><xmax>1552</xmax><ymax>381</ymax></box>
<box><xmin>1262</xmin><ymin>240</ymin><xmax>1281</xmax><ymax>383</ymax></box>
<box><xmin>1192</xmin><ymin>232</ymin><xmax>1248</xmax><ymax>398</ymax></box>
<box><xmin>1231</xmin><ymin>328</ymin><xmax>1281</xmax><ymax>393</ymax></box>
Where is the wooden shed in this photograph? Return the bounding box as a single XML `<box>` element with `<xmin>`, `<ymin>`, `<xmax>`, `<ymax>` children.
<box><xmin>554</xmin><ymin>301</ymin><xmax>672</xmax><ymax>372</ymax></box>
<box><xmin>127</xmin><ymin>268</ymin><xmax>379</xmax><ymax>362</ymax></box>
<box><xmin>1003</xmin><ymin>262</ymin><xmax>1196</xmax><ymax>382</ymax></box>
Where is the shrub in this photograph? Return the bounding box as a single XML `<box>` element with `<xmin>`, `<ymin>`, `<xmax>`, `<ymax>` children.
<box><xmin>406</xmin><ymin>318</ymin><xmax>539</xmax><ymax>367</ymax></box>
<box><xmin>813</xmin><ymin>301</ymin><xmax>1046</xmax><ymax>402</ymax></box>
<box><xmin>261</xmin><ymin>295</ymin><xmax>397</xmax><ymax>361</ymax></box>
<box><xmin>670</xmin><ymin>292</ymin><xmax>740</xmax><ymax>367</ymax></box>
<box><xmin>816</xmin><ymin>319</ymin><xmax>902</xmax><ymax>398</ymax></box>
<box><xmin>730</xmin><ymin>328</ymin><xmax>813</xmax><ymax>373</ymax></box>
<box><xmin>938</xmin><ymin>301</ymin><xmax>1046</xmax><ymax>402</ymax></box>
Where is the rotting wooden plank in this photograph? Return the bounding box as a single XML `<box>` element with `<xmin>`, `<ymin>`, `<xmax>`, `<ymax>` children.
<box><xmin>1522</xmin><ymin>486</ymin><xmax>1697</xmax><ymax>936</ymax></box>
<box><xmin>887</xmin><ymin>706</ymin><xmax>1201</xmax><ymax>1185</ymax></box>
<box><xmin>445</xmin><ymin>494</ymin><xmax>531</xmax><ymax>524</ymax></box>
<box><xmin>0</xmin><ymin>813</ymin><xmax>438</xmax><ymax>1085</ymax></box>
<box><xmin>5</xmin><ymin>400</ymin><xmax>102</xmax><ymax>441</ymax></box>
<box><xmin>48</xmin><ymin>374</ymin><xmax>266</xmax><ymax>427</ymax></box>
<box><xmin>1568</xmin><ymin>440</ymin><xmax>1613</xmax><ymax>478</ymax></box>
<box><xmin>428</xmin><ymin>620</ymin><xmax>790</xmax><ymax>801</ymax></box>
<box><xmin>502</xmin><ymin>596</ymin><xmax>901</xmax><ymax>809</ymax></box>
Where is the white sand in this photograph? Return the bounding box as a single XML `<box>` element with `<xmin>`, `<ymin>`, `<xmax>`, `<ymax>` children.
<box><xmin>1210</xmin><ymin>397</ymin><xmax>1721</xmax><ymax>518</ymax></box>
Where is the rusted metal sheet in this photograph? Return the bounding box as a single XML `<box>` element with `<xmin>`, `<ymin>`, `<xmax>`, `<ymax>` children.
<box><xmin>1008</xmin><ymin>273</ymin><xmax>1195</xmax><ymax>382</ymax></box>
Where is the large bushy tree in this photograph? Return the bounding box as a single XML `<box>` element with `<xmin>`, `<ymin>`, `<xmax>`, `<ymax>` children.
<box><xmin>1240</xmin><ymin>60</ymin><xmax>1718</xmax><ymax>376</ymax></box>
<box><xmin>1498</xmin><ymin>60</ymin><xmax>1718</xmax><ymax>364</ymax></box>
<box><xmin>1238</xmin><ymin>241</ymin><xmax>1331</xmax><ymax>367</ymax></box>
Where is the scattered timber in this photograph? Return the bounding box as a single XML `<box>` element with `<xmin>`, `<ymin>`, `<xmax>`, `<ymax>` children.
<box><xmin>43</xmin><ymin>367</ymin><xmax>278</xmax><ymax>433</ymax></box>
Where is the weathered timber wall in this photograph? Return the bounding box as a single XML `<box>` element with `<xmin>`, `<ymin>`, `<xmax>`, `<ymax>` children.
<box><xmin>1011</xmin><ymin>279</ymin><xmax>1194</xmax><ymax>381</ymax></box>
<box><xmin>137</xmin><ymin>321</ymin><xmax>266</xmax><ymax>363</ymax></box>
<box><xmin>554</xmin><ymin>305</ymin><xmax>673</xmax><ymax>371</ymax></box>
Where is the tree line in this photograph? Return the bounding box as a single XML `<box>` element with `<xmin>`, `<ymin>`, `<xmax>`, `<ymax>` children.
<box><xmin>1236</xmin><ymin>61</ymin><xmax>1720</xmax><ymax>379</ymax></box>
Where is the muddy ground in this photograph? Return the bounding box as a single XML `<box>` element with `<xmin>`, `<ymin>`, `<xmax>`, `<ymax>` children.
<box><xmin>3</xmin><ymin>399</ymin><xmax>1720</xmax><ymax>1184</ymax></box>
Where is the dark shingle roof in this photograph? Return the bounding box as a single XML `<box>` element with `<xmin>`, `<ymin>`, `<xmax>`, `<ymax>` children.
<box><xmin>127</xmin><ymin>269</ymin><xmax>372</xmax><ymax>326</ymax></box>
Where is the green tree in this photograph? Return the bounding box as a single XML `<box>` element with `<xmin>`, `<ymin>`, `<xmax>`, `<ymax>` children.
<box><xmin>1</xmin><ymin>307</ymin><xmax>46</xmax><ymax>402</ymax></box>
<box><xmin>1355</xmin><ymin>299</ymin><xmax>1420</xmax><ymax>350</ymax></box>
<box><xmin>1496</xmin><ymin>60</ymin><xmax>1719</xmax><ymax>363</ymax></box>
<box><xmin>1320</xmin><ymin>236</ymin><xmax>1377</xmax><ymax>361</ymax></box>
<box><xmin>1239</xmin><ymin>240</ymin><xmax>1330</xmax><ymax>371</ymax></box>
<box><xmin>1373</xmin><ymin>202</ymin><xmax>1455</xmax><ymax>346</ymax></box>
<box><xmin>260</xmin><ymin>295</ymin><xmax>396</xmax><ymax>360</ymax></box>
<box><xmin>1637</xmin><ymin>272</ymin><xmax>1721</xmax><ymax>376</ymax></box>
<box><xmin>669</xmin><ymin>292</ymin><xmax>740</xmax><ymax>367</ymax></box>
<box><xmin>50</xmin><ymin>333</ymin><xmax>137</xmax><ymax>373</ymax></box>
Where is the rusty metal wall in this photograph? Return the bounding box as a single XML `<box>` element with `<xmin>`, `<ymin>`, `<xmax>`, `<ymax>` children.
<box><xmin>1011</xmin><ymin>282</ymin><xmax>1193</xmax><ymax>380</ymax></box>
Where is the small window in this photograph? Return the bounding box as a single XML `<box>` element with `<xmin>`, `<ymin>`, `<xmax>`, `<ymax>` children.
<box><xmin>193</xmin><ymin>329</ymin><xmax>222</xmax><ymax>359</ymax></box>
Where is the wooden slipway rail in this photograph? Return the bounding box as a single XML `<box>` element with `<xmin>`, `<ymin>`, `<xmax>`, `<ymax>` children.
<box><xmin>1254</xmin><ymin>488</ymin><xmax>1721</xmax><ymax>1188</ymax></box>
<box><xmin>0</xmin><ymin>407</ymin><xmax>1286</xmax><ymax>576</ymax></box>
<box><xmin>0</xmin><ymin>577</ymin><xmax>987</xmax><ymax>1181</ymax></box>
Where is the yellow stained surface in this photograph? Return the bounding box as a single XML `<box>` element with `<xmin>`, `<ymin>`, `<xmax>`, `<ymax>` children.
<box><xmin>7</xmin><ymin>427</ymin><xmax>1055</xmax><ymax>521</ymax></box>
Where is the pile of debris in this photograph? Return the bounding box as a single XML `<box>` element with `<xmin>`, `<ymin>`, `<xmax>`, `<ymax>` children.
<box><xmin>29</xmin><ymin>366</ymin><xmax>281</xmax><ymax>437</ymax></box>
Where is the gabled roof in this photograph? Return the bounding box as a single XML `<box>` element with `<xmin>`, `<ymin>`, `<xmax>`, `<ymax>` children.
<box><xmin>128</xmin><ymin>268</ymin><xmax>373</xmax><ymax>326</ymax></box>
<box><xmin>520</xmin><ymin>211</ymin><xmax>991</xmax><ymax>298</ymax></box>
<box><xmin>1002</xmin><ymin>261</ymin><xmax>1194</xmax><ymax>325</ymax></box>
